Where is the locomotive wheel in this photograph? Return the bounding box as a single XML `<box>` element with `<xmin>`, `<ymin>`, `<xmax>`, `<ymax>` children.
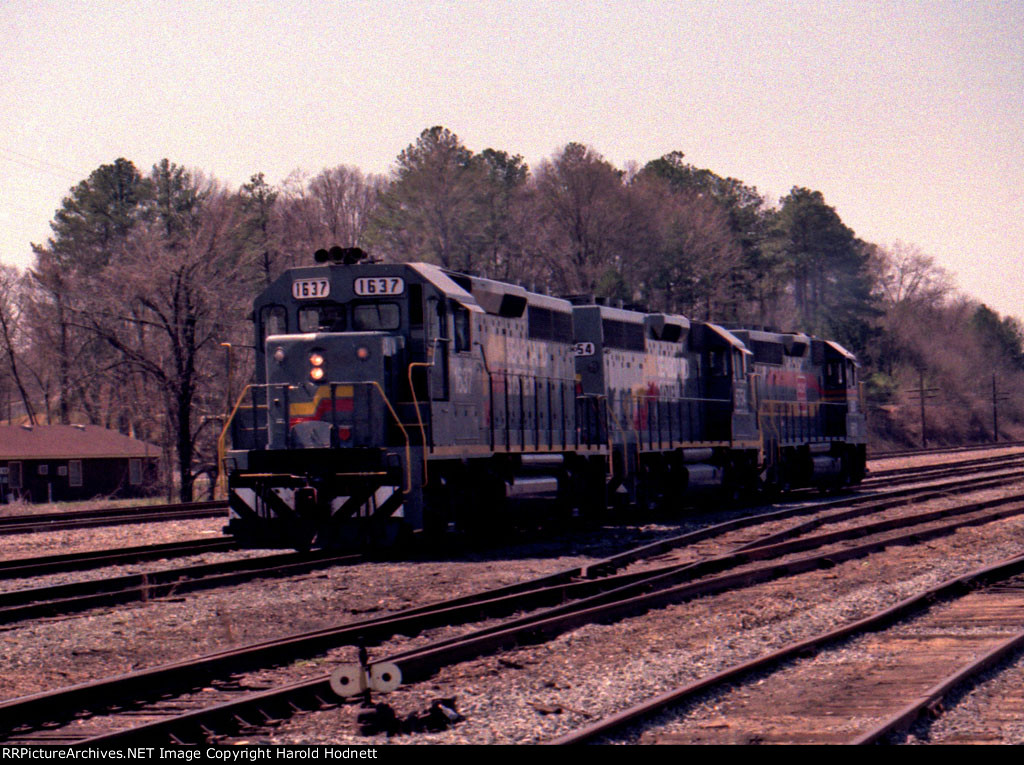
<box><xmin>455</xmin><ymin>471</ymin><xmax>506</xmax><ymax>541</ymax></box>
<box><xmin>566</xmin><ymin>455</ymin><xmax>608</xmax><ymax>527</ymax></box>
<box><xmin>636</xmin><ymin>455</ymin><xmax>663</xmax><ymax>513</ymax></box>
<box><xmin>759</xmin><ymin>464</ymin><xmax>789</xmax><ymax>500</ymax></box>
<box><xmin>423</xmin><ymin>476</ymin><xmax>455</xmax><ymax>540</ymax></box>
<box><xmin>720</xmin><ymin>467</ymin><xmax>742</xmax><ymax>507</ymax></box>
<box><xmin>367</xmin><ymin>517</ymin><xmax>415</xmax><ymax>553</ymax></box>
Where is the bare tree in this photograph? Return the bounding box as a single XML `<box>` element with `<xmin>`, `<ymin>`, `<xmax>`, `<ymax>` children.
<box><xmin>627</xmin><ymin>175</ymin><xmax>744</xmax><ymax>319</ymax></box>
<box><xmin>275</xmin><ymin>169</ymin><xmax>322</xmax><ymax>273</ymax></box>
<box><xmin>872</xmin><ymin>241</ymin><xmax>954</xmax><ymax>309</ymax></box>
<box><xmin>308</xmin><ymin>165</ymin><xmax>384</xmax><ymax>248</ymax></box>
<box><xmin>529</xmin><ymin>143</ymin><xmax>631</xmax><ymax>294</ymax></box>
<box><xmin>0</xmin><ymin>265</ymin><xmax>37</xmax><ymax>424</ymax></box>
<box><xmin>73</xmin><ymin>178</ymin><xmax>250</xmax><ymax>501</ymax></box>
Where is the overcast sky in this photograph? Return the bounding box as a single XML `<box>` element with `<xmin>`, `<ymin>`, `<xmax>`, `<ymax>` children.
<box><xmin>2</xmin><ymin>0</ymin><xmax>1022</xmax><ymax>320</ymax></box>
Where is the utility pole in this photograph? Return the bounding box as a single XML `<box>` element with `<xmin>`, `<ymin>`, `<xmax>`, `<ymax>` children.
<box><xmin>919</xmin><ymin>371</ymin><xmax>927</xmax><ymax>447</ymax></box>
<box><xmin>220</xmin><ymin>342</ymin><xmax>233</xmax><ymax>418</ymax></box>
<box><xmin>904</xmin><ymin>371</ymin><xmax>939</xmax><ymax>449</ymax></box>
<box><xmin>992</xmin><ymin>373</ymin><xmax>1010</xmax><ymax>442</ymax></box>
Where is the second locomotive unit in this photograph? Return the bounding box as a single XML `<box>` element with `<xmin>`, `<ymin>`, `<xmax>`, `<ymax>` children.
<box><xmin>220</xmin><ymin>247</ymin><xmax>866</xmax><ymax>548</ymax></box>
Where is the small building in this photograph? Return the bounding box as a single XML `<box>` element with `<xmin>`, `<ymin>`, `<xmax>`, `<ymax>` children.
<box><xmin>0</xmin><ymin>424</ymin><xmax>160</xmax><ymax>504</ymax></box>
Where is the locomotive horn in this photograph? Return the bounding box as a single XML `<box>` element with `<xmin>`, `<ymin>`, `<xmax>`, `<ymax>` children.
<box><xmin>314</xmin><ymin>246</ymin><xmax>369</xmax><ymax>264</ymax></box>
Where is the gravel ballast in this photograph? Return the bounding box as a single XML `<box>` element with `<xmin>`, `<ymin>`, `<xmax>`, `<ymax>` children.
<box><xmin>3</xmin><ymin>454</ymin><xmax>1024</xmax><ymax>745</ymax></box>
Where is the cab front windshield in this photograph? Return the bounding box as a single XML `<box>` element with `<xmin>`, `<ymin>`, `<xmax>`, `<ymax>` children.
<box><xmin>298</xmin><ymin>304</ymin><xmax>346</xmax><ymax>332</ymax></box>
<box><xmin>297</xmin><ymin>302</ymin><xmax>401</xmax><ymax>333</ymax></box>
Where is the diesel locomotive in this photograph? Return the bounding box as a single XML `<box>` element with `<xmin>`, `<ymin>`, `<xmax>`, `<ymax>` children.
<box><xmin>219</xmin><ymin>247</ymin><xmax>866</xmax><ymax>548</ymax></box>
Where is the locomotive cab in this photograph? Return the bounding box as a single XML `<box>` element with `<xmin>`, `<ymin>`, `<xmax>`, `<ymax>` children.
<box><xmin>687</xmin><ymin>322</ymin><xmax>756</xmax><ymax>444</ymax></box>
<box><xmin>224</xmin><ymin>257</ymin><xmax>491</xmax><ymax>548</ymax></box>
<box><xmin>734</xmin><ymin>329</ymin><xmax>867</xmax><ymax>491</ymax></box>
<box><xmin>248</xmin><ymin>261</ymin><xmax>424</xmax><ymax>452</ymax></box>
<box><xmin>815</xmin><ymin>338</ymin><xmax>868</xmax><ymax>483</ymax></box>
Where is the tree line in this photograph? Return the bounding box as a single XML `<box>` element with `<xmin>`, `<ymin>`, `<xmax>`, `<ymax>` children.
<box><xmin>1</xmin><ymin>126</ymin><xmax>1022</xmax><ymax>499</ymax></box>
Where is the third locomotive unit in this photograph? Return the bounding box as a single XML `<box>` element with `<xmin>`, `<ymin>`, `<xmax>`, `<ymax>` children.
<box><xmin>220</xmin><ymin>247</ymin><xmax>867</xmax><ymax>548</ymax></box>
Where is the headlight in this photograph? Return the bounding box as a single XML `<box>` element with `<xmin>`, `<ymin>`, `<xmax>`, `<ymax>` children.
<box><xmin>309</xmin><ymin>351</ymin><xmax>325</xmax><ymax>381</ymax></box>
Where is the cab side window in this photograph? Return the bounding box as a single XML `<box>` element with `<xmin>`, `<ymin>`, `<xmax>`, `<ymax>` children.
<box><xmin>260</xmin><ymin>305</ymin><xmax>287</xmax><ymax>340</ymax></box>
<box><xmin>428</xmin><ymin>298</ymin><xmax>447</xmax><ymax>342</ymax></box>
<box><xmin>453</xmin><ymin>304</ymin><xmax>471</xmax><ymax>352</ymax></box>
<box><xmin>707</xmin><ymin>350</ymin><xmax>728</xmax><ymax>377</ymax></box>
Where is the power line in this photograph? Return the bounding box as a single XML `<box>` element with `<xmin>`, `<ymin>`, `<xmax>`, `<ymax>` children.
<box><xmin>0</xmin><ymin>198</ymin><xmax>52</xmax><ymax>218</ymax></box>
<box><xmin>0</xmin><ymin>146</ymin><xmax>80</xmax><ymax>182</ymax></box>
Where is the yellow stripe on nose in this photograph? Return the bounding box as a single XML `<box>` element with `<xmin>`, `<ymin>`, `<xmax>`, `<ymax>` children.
<box><xmin>289</xmin><ymin>385</ymin><xmax>356</xmax><ymax>416</ymax></box>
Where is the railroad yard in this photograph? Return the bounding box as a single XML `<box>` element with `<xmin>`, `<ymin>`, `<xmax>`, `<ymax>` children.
<box><xmin>5</xmin><ymin>4</ymin><xmax>1024</xmax><ymax>752</ymax></box>
<box><xmin>3</xmin><ymin>446</ymin><xmax>1024</xmax><ymax>745</ymax></box>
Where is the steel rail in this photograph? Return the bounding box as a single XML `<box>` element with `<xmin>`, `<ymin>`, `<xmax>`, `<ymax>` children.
<box><xmin>47</xmin><ymin>492</ymin><xmax>1024</xmax><ymax>745</ymax></box>
<box><xmin>5</xmin><ymin>470</ymin><xmax>1024</xmax><ymax>741</ymax></box>
<box><xmin>0</xmin><ymin>501</ymin><xmax>228</xmax><ymax>536</ymax></box>
<box><xmin>0</xmin><ymin>550</ymin><xmax>362</xmax><ymax>623</ymax></box>
<box><xmin>864</xmin><ymin>451</ymin><xmax>1024</xmax><ymax>480</ymax></box>
<box><xmin>3</xmin><ymin>470</ymin><xmax>1023</xmax><ymax>739</ymax></box>
<box><xmin>851</xmin><ymin>628</ymin><xmax>1024</xmax><ymax>745</ymax></box>
<box><xmin>868</xmin><ymin>452</ymin><xmax>1024</xmax><ymax>481</ymax></box>
<box><xmin>583</xmin><ymin>467</ymin><xmax>1024</xmax><ymax>578</ymax></box>
<box><xmin>0</xmin><ymin>537</ymin><xmax>236</xmax><ymax>580</ymax></box>
<box><xmin>548</xmin><ymin>552</ymin><xmax>1024</xmax><ymax>745</ymax></box>
<box><xmin>0</xmin><ymin>500</ymin><xmax>226</xmax><ymax>527</ymax></box>
<box><xmin>869</xmin><ymin>440</ymin><xmax>1024</xmax><ymax>459</ymax></box>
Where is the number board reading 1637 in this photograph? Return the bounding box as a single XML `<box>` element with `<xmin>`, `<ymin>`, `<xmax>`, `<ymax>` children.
<box><xmin>354</xmin><ymin>277</ymin><xmax>405</xmax><ymax>296</ymax></box>
<box><xmin>292</xmin><ymin>278</ymin><xmax>330</xmax><ymax>299</ymax></box>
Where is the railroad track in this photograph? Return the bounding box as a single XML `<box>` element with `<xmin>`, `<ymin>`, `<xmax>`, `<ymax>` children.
<box><xmin>4</xmin><ymin>469</ymin><xmax>1024</xmax><ymax>744</ymax></box>
<box><xmin>0</xmin><ymin>501</ymin><xmax>228</xmax><ymax>536</ymax></box>
<box><xmin>0</xmin><ymin>549</ymin><xmax>362</xmax><ymax>624</ymax></box>
<box><xmin>0</xmin><ymin>537</ymin><xmax>237</xmax><ymax>580</ymax></box>
<box><xmin>863</xmin><ymin>451</ymin><xmax>1024</xmax><ymax>486</ymax></box>
<box><xmin>869</xmin><ymin>440</ymin><xmax>1024</xmax><ymax>460</ymax></box>
<box><xmin>4</xmin><ymin>459</ymin><xmax>1013</xmax><ymax>625</ymax></box>
<box><xmin>0</xmin><ymin>448</ymin><xmax>1012</xmax><ymax>540</ymax></box>
<box><xmin>551</xmin><ymin>554</ymin><xmax>1024</xmax><ymax>745</ymax></box>
<box><xmin>4</xmin><ymin>455</ymin><xmax>1010</xmax><ymax>584</ymax></box>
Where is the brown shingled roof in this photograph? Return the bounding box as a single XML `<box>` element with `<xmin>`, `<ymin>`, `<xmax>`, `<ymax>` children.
<box><xmin>0</xmin><ymin>425</ymin><xmax>159</xmax><ymax>460</ymax></box>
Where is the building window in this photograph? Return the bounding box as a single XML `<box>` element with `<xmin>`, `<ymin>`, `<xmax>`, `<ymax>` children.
<box><xmin>68</xmin><ymin>460</ymin><xmax>83</xmax><ymax>487</ymax></box>
<box><xmin>9</xmin><ymin>462</ymin><xmax>21</xmax><ymax>490</ymax></box>
<box><xmin>58</xmin><ymin>466</ymin><xmax>68</xmax><ymax>477</ymax></box>
<box><xmin>129</xmin><ymin>459</ymin><xmax>142</xmax><ymax>486</ymax></box>
<box><xmin>38</xmin><ymin>464</ymin><xmax>49</xmax><ymax>476</ymax></box>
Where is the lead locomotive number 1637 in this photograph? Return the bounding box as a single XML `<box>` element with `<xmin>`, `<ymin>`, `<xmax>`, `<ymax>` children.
<box><xmin>218</xmin><ymin>247</ymin><xmax>866</xmax><ymax>549</ymax></box>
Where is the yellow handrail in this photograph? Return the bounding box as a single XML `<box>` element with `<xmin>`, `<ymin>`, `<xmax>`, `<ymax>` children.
<box><xmin>366</xmin><ymin>380</ymin><xmax>413</xmax><ymax>493</ymax></box>
<box><xmin>216</xmin><ymin>383</ymin><xmax>264</xmax><ymax>499</ymax></box>
<box><xmin>406</xmin><ymin>361</ymin><xmax>432</xmax><ymax>486</ymax></box>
